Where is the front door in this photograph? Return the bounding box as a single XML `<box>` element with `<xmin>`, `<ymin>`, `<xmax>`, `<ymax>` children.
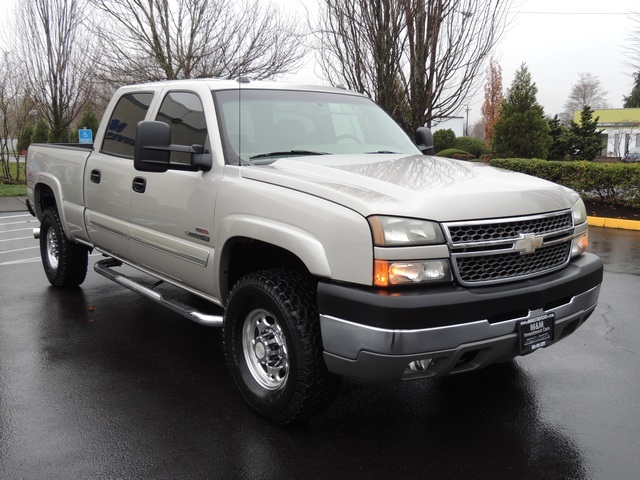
<box><xmin>129</xmin><ymin>90</ymin><xmax>219</xmax><ymax>297</ymax></box>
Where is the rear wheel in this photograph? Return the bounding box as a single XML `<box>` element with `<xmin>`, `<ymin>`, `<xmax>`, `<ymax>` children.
<box><xmin>39</xmin><ymin>208</ymin><xmax>88</xmax><ymax>287</ymax></box>
<box><xmin>224</xmin><ymin>270</ymin><xmax>338</xmax><ymax>424</ymax></box>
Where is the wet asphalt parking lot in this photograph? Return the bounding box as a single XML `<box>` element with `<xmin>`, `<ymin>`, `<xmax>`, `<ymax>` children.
<box><xmin>1</xmin><ymin>210</ymin><xmax>639</xmax><ymax>479</ymax></box>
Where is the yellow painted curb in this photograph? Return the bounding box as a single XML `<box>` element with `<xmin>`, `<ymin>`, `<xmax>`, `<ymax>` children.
<box><xmin>588</xmin><ymin>216</ymin><xmax>640</xmax><ymax>231</ymax></box>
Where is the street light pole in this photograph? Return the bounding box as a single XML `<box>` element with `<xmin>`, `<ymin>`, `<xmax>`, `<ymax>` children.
<box><xmin>465</xmin><ymin>105</ymin><xmax>470</xmax><ymax>137</ymax></box>
<box><xmin>29</xmin><ymin>109</ymin><xmax>38</xmax><ymax>127</ymax></box>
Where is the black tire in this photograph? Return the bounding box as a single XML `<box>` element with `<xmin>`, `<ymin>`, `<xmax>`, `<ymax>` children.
<box><xmin>224</xmin><ymin>270</ymin><xmax>338</xmax><ymax>424</ymax></box>
<box><xmin>39</xmin><ymin>207</ymin><xmax>88</xmax><ymax>287</ymax></box>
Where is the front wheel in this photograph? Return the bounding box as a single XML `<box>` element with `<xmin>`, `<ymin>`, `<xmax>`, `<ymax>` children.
<box><xmin>39</xmin><ymin>208</ymin><xmax>88</xmax><ymax>287</ymax></box>
<box><xmin>224</xmin><ymin>270</ymin><xmax>338</xmax><ymax>424</ymax></box>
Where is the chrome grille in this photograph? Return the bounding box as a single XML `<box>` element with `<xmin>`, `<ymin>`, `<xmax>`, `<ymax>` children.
<box><xmin>447</xmin><ymin>212</ymin><xmax>573</xmax><ymax>244</ymax></box>
<box><xmin>444</xmin><ymin>211</ymin><xmax>574</xmax><ymax>286</ymax></box>
<box><xmin>455</xmin><ymin>242</ymin><xmax>571</xmax><ymax>283</ymax></box>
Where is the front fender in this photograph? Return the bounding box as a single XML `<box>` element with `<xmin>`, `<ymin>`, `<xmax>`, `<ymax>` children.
<box><xmin>217</xmin><ymin>214</ymin><xmax>332</xmax><ymax>278</ymax></box>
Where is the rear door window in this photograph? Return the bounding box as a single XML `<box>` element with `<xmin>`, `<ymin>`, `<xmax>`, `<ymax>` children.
<box><xmin>101</xmin><ymin>92</ymin><xmax>154</xmax><ymax>158</ymax></box>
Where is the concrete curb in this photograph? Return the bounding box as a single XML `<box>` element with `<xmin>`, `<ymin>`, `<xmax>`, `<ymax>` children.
<box><xmin>588</xmin><ymin>216</ymin><xmax>640</xmax><ymax>231</ymax></box>
<box><xmin>2</xmin><ymin>196</ymin><xmax>639</xmax><ymax>231</ymax></box>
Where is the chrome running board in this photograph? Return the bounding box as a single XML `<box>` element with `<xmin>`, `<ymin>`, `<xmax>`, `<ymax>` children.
<box><xmin>94</xmin><ymin>258</ymin><xmax>223</xmax><ymax>327</ymax></box>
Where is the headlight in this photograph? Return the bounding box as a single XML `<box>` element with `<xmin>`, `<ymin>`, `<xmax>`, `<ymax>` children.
<box><xmin>374</xmin><ymin>259</ymin><xmax>451</xmax><ymax>287</ymax></box>
<box><xmin>570</xmin><ymin>198</ymin><xmax>588</xmax><ymax>257</ymax></box>
<box><xmin>368</xmin><ymin>216</ymin><xmax>445</xmax><ymax>246</ymax></box>
<box><xmin>572</xmin><ymin>198</ymin><xmax>587</xmax><ymax>225</ymax></box>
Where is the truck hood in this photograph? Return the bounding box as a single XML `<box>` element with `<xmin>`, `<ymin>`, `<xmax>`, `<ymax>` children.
<box><xmin>240</xmin><ymin>154</ymin><xmax>577</xmax><ymax>221</ymax></box>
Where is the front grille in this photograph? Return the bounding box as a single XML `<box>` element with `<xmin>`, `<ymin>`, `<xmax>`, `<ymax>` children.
<box><xmin>444</xmin><ymin>211</ymin><xmax>574</xmax><ymax>286</ymax></box>
<box><xmin>447</xmin><ymin>212</ymin><xmax>573</xmax><ymax>244</ymax></box>
<box><xmin>455</xmin><ymin>242</ymin><xmax>571</xmax><ymax>283</ymax></box>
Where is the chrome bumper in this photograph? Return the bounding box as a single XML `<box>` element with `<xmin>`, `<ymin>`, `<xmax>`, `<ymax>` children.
<box><xmin>320</xmin><ymin>284</ymin><xmax>600</xmax><ymax>381</ymax></box>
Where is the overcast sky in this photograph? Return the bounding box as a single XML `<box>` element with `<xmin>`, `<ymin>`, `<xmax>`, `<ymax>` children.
<box><xmin>280</xmin><ymin>0</ymin><xmax>640</xmax><ymax>125</ymax></box>
<box><xmin>3</xmin><ymin>0</ymin><xmax>637</xmax><ymax>127</ymax></box>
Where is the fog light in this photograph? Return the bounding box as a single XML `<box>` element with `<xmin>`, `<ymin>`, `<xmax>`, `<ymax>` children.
<box><xmin>406</xmin><ymin>358</ymin><xmax>434</xmax><ymax>372</ymax></box>
<box><xmin>571</xmin><ymin>232</ymin><xmax>588</xmax><ymax>257</ymax></box>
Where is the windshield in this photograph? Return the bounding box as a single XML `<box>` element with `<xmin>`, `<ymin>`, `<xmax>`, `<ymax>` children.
<box><xmin>213</xmin><ymin>89</ymin><xmax>420</xmax><ymax>164</ymax></box>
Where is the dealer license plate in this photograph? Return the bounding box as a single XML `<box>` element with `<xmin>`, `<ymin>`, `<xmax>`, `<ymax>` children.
<box><xmin>518</xmin><ymin>313</ymin><xmax>555</xmax><ymax>355</ymax></box>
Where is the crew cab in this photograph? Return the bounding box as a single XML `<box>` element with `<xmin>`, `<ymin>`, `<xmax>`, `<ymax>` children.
<box><xmin>26</xmin><ymin>79</ymin><xmax>603</xmax><ymax>423</ymax></box>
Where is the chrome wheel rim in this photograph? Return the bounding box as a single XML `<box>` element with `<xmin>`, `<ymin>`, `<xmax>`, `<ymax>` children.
<box><xmin>45</xmin><ymin>227</ymin><xmax>59</xmax><ymax>270</ymax></box>
<box><xmin>242</xmin><ymin>308</ymin><xmax>289</xmax><ymax>390</ymax></box>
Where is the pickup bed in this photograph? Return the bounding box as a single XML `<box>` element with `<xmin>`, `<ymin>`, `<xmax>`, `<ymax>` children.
<box><xmin>26</xmin><ymin>79</ymin><xmax>603</xmax><ymax>423</ymax></box>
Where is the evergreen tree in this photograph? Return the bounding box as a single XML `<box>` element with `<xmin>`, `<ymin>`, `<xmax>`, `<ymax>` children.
<box><xmin>623</xmin><ymin>72</ymin><xmax>640</xmax><ymax>108</ymax></box>
<box><xmin>17</xmin><ymin>125</ymin><xmax>34</xmax><ymax>155</ymax></box>
<box><xmin>491</xmin><ymin>64</ymin><xmax>551</xmax><ymax>158</ymax></box>
<box><xmin>566</xmin><ymin>105</ymin><xmax>603</xmax><ymax>160</ymax></box>
<box><xmin>31</xmin><ymin>119</ymin><xmax>50</xmax><ymax>143</ymax></box>
<box><xmin>72</xmin><ymin>107</ymin><xmax>100</xmax><ymax>142</ymax></box>
<box><xmin>48</xmin><ymin>128</ymin><xmax>71</xmax><ymax>143</ymax></box>
<box><xmin>547</xmin><ymin>115</ymin><xmax>569</xmax><ymax>160</ymax></box>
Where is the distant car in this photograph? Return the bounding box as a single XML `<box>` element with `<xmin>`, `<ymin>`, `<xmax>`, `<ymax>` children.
<box><xmin>622</xmin><ymin>147</ymin><xmax>640</xmax><ymax>162</ymax></box>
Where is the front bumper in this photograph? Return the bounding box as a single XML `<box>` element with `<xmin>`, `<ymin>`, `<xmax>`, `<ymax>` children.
<box><xmin>318</xmin><ymin>253</ymin><xmax>603</xmax><ymax>381</ymax></box>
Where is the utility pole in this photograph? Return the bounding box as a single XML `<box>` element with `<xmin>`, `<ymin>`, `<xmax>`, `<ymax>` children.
<box><xmin>465</xmin><ymin>105</ymin><xmax>470</xmax><ymax>137</ymax></box>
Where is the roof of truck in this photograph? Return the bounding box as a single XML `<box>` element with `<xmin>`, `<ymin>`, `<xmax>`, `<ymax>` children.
<box><xmin>116</xmin><ymin>78</ymin><xmax>361</xmax><ymax>96</ymax></box>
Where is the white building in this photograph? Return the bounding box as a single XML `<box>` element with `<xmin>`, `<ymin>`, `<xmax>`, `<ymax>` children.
<box><xmin>430</xmin><ymin>116</ymin><xmax>465</xmax><ymax>137</ymax></box>
<box><xmin>577</xmin><ymin>108</ymin><xmax>640</xmax><ymax>157</ymax></box>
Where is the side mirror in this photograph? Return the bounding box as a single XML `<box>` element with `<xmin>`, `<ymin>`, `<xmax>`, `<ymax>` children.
<box><xmin>415</xmin><ymin>127</ymin><xmax>435</xmax><ymax>156</ymax></box>
<box><xmin>134</xmin><ymin>121</ymin><xmax>212</xmax><ymax>172</ymax></box>
<box><xmin>134</xmin><ymin>121</ymin><xmax>171</xmax><ymax>172</ymax></box>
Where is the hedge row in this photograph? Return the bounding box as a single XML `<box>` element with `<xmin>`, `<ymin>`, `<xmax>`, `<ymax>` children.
<box><xmin>435</xmin><ymin>148</ymin><xmax>474</xmax><ymax>159</ymax></box>
<box><xmin>489</xmin><ymin>159</ymin><xmax>640</xmax><ymax>208</ymax></box>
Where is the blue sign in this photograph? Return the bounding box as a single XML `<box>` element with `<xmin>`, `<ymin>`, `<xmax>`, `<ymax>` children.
<box><xmin>79</xmin><ymin>128</ymin><xmax>93</xmax><ymax>144</ymax></box>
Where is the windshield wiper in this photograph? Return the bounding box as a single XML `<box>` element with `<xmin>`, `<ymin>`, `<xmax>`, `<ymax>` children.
<box><xmin>249</xmin><ymin>150</ymin><xmax>330</xmax><ymax>160</ymax></box>
<box><xmin>366</xmin><ymin>150</ymin><xmax>400</xmax><ymax>154</ymax></box>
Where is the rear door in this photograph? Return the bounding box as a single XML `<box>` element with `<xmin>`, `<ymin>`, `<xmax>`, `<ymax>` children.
<box><xmin>84</xmin><ymin>91</ymin><xmax>154</xmax><ymax>261</ymax></box>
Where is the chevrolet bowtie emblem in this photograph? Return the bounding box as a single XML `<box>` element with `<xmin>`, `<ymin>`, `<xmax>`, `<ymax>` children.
<box><xmin>514</xmin><ymin>233</ymin><xmax>543</xmax><ymax>254</ymax></box>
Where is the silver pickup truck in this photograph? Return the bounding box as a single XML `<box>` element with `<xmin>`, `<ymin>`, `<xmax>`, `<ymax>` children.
<box><xmin>26</xmin><ymin>79</ymin><xmax>603</xmax><ymax>424</ymax></box>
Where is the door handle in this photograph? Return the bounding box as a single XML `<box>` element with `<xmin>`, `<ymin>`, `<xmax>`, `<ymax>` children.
<box><xmin>90</xmin><ymin>169</ymin><xmax>101</xmax><ymax>183</ymax></box>
<box><xmin>132</xmin><ymin>177</ymin><xmax>147</xmax><ymax>193</ymax></box>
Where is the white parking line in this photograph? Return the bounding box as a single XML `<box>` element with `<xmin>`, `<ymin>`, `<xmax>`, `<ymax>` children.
<box><xmin>0</xmin><ymin>252</ymin><xmax>102</xmax><ymax>267</ymax></box>
<box><xmin>0</xmin><ymin>236</ymin><xmax>35</xmax><ymax>243</ymax></box>
<box><xmin>0</xmin><ymin>246</ymin><xmax>39</xmax><ymax>255</ymax></box>
<box><xmin>0</xmin><ymin>214</ymin><xmax>32</xmax><ymax>220</ymax></box>
<box><xmin>0</xmin><ymin>227</ymin><xmax>34</xmax><ymax>234</ymax></box>
<box><xmin>0</xmin><ymin>220</ymin><xmax>38</xmax><ymax>226</ymax></box>
<box><xmin>0</xmin><ymin>257</ymin><xmax>41</xmax><ymax>266</ymax></box>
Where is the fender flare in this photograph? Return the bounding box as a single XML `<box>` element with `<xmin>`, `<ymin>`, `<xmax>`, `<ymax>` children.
<box><xmin>216</xmin><ymin>215</ymin><xmax>332</xmax><ymax>298</ymax></box>
<box><xmin>33</xmin><ymin>175</ymin><xmax>70</xmax><ymax>236</ymax></box>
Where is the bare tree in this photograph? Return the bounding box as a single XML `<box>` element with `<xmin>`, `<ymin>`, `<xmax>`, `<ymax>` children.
<box><xmin>481</xmin><ymin>58</ymin><xmax>503</xmax><ymax>149</ymax></box>
<box><xmin>91</xmin><ymin>0</ymin><xmax>307</xmax><ymax>85</ymax></box>
<box><xmin>316</xmin><ymin>1</ymin><xmax>407</xmax><ymax>125</ymax></box>
<box><xmin>13</xmin><ymin>0</ymin><xmax>96</xmax><ymax>142</ymax></box>
<box><xmin>624</xmin><ymin>11</ymin><xmax>640</xmax><ymax>75</ymax></box>
<box><xmin>316</xmin><ymin>0</ymin><xmax>512</xmax><ymax>134</ymax></box>
<box><xmin>0</xmin><ymin>53</ymin><xmax>15</xmax><ymax>180</ymax></box>
<box><xmin>0</xmin><ymin>51</ymin><xmax>38</xmax><ymax>181</ymax></box>
<box><xmin>561</xmin><ymin>72</ymin><xmax>608</xmax><ymax>124</ymax></box>
<box><xmin>470</xmin><ymin>120</ymin><xmax>484</xmax><ymax>140</ymax></box>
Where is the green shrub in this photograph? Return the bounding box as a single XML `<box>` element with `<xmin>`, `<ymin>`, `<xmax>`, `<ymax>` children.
<box><xmin>489</xmin><ymin>158</ymin><xmax>640</xmax><ymax>208</ymax></box>
<box><xmin>433</xmin><ymin>129</ymin><xmax>456</xmax><ymax>152</ymax></box>
<box><xmin>454</xmin><ymin>137</ymin><xmax>488</xmax><ymax>158</ymax></box>
<box><xmin>436</xmin><ymin>148</ymin><xmax>472</xmax><ymax>158</ymax></box>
